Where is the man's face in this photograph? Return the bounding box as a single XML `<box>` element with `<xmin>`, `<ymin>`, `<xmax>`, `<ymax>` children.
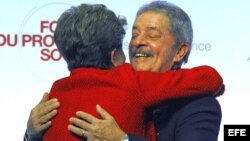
<box><xmin>129</xmin><ymin>12</ymin><xmax>179</xmax><ymax>72</ymax></box>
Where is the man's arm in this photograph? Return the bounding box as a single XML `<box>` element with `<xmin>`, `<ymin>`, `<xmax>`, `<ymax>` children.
<box><xmin>23</xmin><ymin>93</ymin><xmax>59</xmax><ymax>141</ymax></box>
<box><xmin>68</xmin><ymin>105</ymin><xmax>127</xmax><ymax>141</ymax></box>
<box><xmin>176</xmin><ymin>96</ymin><xmax>222</xmax><ymax>141</ymax></box>
<box><xmin>68</xmin><ymin>95</ymin><xmax>222</xmax><ymax>141</ymax></box>
<box><xmin>68</xmin><ymin>105</ymin><xmax>149</xmax><ymax>141</ymax></box>
<box><xmin>155</xmin><ymin>95</ymin><xmax>222</xmax><ymax>141</ymax></box>
<box><xmin>128</xmin><ymin>135</ymin><xmax>149</xmax><ymax>141</ymax></box>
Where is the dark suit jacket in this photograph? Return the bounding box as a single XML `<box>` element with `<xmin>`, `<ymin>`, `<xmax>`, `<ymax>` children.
<box><xmin>129</xmin><ymin>95</ymin><xmax>222</xmax><ymax>141</ymax></box>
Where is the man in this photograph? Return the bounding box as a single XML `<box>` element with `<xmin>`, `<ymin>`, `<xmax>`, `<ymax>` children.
<box><xmin>66</xmin><ymin>1</ymin><xmax>224</xmax><ymax>141</ymax></box>
<box><xmin>24</xmin><ymin>1</ymin><xmax>224</xmax><ymax>141</ymax></box>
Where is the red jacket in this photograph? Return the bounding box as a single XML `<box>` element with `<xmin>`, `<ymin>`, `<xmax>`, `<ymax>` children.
<box><xmin>43</xmin><ymin>63</ymin><xmax>223</xmax><ymax>141</ymax></box>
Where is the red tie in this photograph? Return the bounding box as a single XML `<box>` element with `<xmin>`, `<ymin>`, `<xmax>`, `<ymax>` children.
<box><xmin>146</xmin><ymin>120</ymin><xmax>157</xmax><ymax>141</ymax></box>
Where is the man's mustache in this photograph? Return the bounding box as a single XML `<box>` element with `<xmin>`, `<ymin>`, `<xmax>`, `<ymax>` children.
<box><xmin>130</xmin><ymin>47</ymin><xmax>154</xmax><ymax>57</ymax></box>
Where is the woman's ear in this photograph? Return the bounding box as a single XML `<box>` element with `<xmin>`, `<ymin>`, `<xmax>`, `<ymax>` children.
<box><xmin>111</xmin><ymin>48</ymin><xmax>125</xmax><ymax>67</ymax></box>
<box><xmin>173</xmin><ymin>43</ymin><xmax>189</xmax><ymax>62</ymax></box>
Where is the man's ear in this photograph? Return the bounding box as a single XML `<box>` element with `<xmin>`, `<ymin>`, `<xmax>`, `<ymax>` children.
<box><xmin>173</xmin><ymin>43</ymin><xmax>189</xmax><ymax>62</ymax></box>
<box><xmin>111</xmin><ymin>48</ymin><xmax>125</xmax><ymax>67</ymax></box>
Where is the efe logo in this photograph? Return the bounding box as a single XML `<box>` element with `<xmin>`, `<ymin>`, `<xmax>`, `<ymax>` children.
<box><xmin>224</xmin><ymin>125</ymin><xmax>250</xmax><ymax>141</ymax></box>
